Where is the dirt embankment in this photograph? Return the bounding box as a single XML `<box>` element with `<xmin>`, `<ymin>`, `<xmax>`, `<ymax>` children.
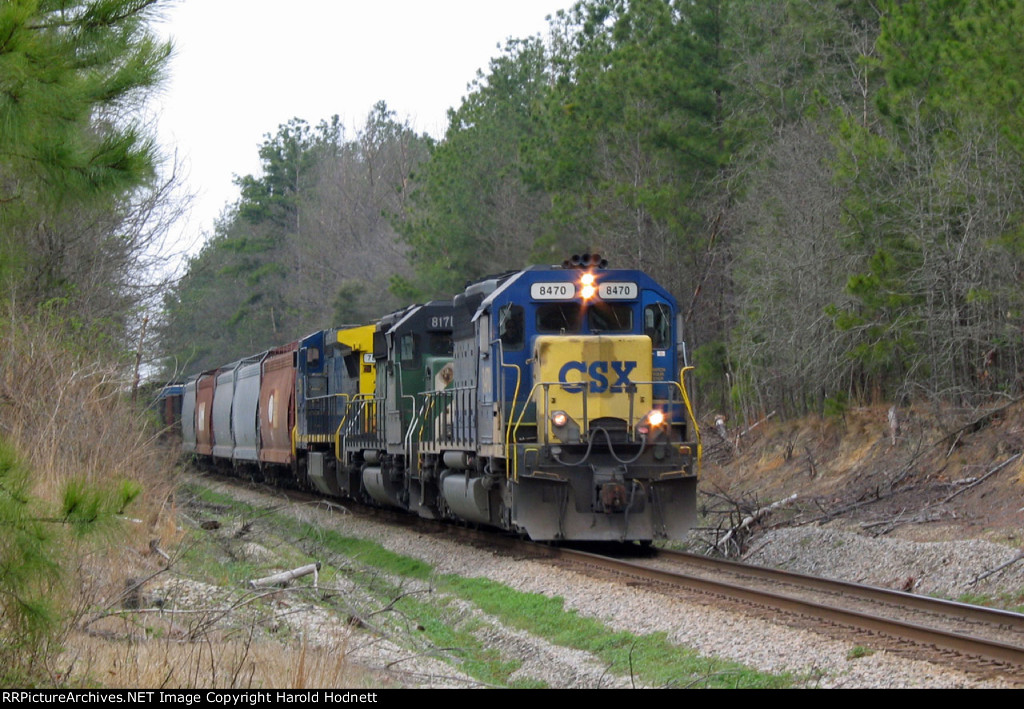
<box><xmin>697</xmin><ymin>402</ymin><xmax>1024</xmax><ymax>602</ymax></box>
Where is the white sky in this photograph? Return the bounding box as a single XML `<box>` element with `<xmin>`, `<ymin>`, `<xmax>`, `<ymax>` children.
<box><xmin>153</xmin><ymin>0</ymin><xmax>572</xmax><ymax>256</ymax></box>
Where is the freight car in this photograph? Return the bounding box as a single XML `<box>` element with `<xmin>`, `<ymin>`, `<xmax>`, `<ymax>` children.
<box><xmin>177</xmin><ymin>256</ymin><xmax>700</xmax><ymax>542</ymax></box>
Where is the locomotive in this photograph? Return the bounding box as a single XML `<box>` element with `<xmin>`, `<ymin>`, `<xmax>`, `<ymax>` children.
<box><xmin>170</xmin><ymin>256</ymin><xmax>700</xmax><ymax>542</ymax></box>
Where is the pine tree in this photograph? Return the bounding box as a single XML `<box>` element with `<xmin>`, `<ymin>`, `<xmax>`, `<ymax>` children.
<box><xmin>0</xmin><ymin>0</ymin><xmax>172</xmax><ymax>312</ymax></box>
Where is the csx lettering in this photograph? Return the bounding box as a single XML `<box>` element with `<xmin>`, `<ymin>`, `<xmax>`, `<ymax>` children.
<box><xmin>558</xmin><ymin>360</ymin><xmax>638</xmax><ymax>393</ymax></box>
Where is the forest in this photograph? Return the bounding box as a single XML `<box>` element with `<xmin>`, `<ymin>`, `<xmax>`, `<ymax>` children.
<box><xmin>158</xmin><ymin>0</ymin><xmax>1024</xmax><ymax>421</ymax></box>
<box><xmin>7</xmin><ymin>0</ymin><xmax>1024</xmax><ymax>423</ymax></box>
<box><xmin>0</xmin><ymin>0</ymin><xmax>181</xmax><ymax>682</ymax></box>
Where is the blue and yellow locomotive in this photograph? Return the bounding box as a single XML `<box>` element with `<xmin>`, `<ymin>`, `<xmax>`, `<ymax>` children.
<box><xmin>177</xmin><ymin>256</ymin><xmax>700</xmax><ymax>543</ymax></box>
<box><xmin>409</xmin><ymin>255</ymin><xmax>700</xmax><ymax>541</ymax></box>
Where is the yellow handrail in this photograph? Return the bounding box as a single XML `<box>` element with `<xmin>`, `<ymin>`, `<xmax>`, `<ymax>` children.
<box><xmin>501</xmin><ymin>360</ymin><xmax>522</xmax><ymax>477</ymax></box>
<box><xmin>334</xmin><ymin>392</ymin><xmax>377</xmax><ymax>460</ymax></box>
<box><xmin>679</xmin><ymin>366</ymin><xmax>702</xmax><ymax>471</ymax></box>
<box><xmin>509</xmin><ymin>382</ymin><xmax>544</xmax><ymax>482</ymax></box>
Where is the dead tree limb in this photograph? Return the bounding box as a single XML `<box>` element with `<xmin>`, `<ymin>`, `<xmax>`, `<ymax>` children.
<box><xmin>149</xmin><ymin>538</ymin><xmax>171</xmax><ymax>562</ymax></box>
<box><xmin>716</xmin><ymin>494</ymin><xmax>798</xmax><ymax>552</ymax></box>
<box><xmin>249</xmin><ymin>562</ymin><xmax>321</xmax><ymax>590</ymax></box>
<box><xmin>937</xmin><ymin>397</ymin><xmax>1024</xmax><ymax>450</ymax></box>
<box><xmin>942</xmin><ymin>454</ymin><xmax>1020</xmax><ymax>504</ymax></box>
<box><xmin>970</xmin><ymin>552</ymin><xmax>1024</xmax><ymax>586</ymax></box>
<box><xmin>742</xmin><ymin>411</ymin><xmax>776</xmax><ymax>436</ymax></box>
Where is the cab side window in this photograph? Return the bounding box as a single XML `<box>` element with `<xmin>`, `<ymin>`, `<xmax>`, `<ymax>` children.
<box><xmin>498</xmin><ymin>304</ymin><xmax>524</xmax><ymax>350</ymax></box>
<box><xmin>400</xmin><ymin>333</ymin><xmax>419</xmax><ymax>369</ymax></box>
<box><xmin>644</xmin><ymin>303</ymin><xmax>671</xmax><ymax>349</ymax></box>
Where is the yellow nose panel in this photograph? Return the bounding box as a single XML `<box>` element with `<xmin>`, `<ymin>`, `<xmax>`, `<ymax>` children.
<box><xmin>532</xmin><ymin>335</ymin><xmax>653</xmax><ymax>434</ymax></box>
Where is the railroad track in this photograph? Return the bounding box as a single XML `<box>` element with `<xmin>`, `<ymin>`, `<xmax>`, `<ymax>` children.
<box><xmin>544</xmin><ymin>545</ymin><xmax>1024</xmax><ymax>680</ymax></box>
<box><xmin>194</xmin><ymin>471</ymin><xmax>1024</xmax><ymax>682</ymax></box>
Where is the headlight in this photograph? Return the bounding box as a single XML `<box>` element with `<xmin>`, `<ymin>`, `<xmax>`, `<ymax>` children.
<box><xmin>549</xmin><ymin>410</ymin><xmax>580</xmax><ymax>444</ymax></box>
<box><xmin>580</xmin><ymin>272</ymin><xmax>596</xmax><ymax>300</ymax></box>
<box><xmin>636</xmin><ymin>409</ymin><xmax>668</xmax><ymax>437</ymax></box>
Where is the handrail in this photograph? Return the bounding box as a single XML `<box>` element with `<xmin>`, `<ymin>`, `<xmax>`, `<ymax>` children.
<box><xmin>304</xmin><ymin>392</ymin><xmax>348</xmax><ymax>401</ymax></box>
<box><xmin>678</xmin><ymin>366</ymin><xmax>702</xmax><ymax>471</ymax></box>
<box><xmin>333</xmin><ymin>392</ymin><xmax>370</xmax><ymax>459</ymax></box>
<box><xmin>407</xmin><ymin>392</ymin><xmax>432</xmax><ymax>466</ymax></box>
<box><xmin>399</xmin><ymin>394</ymin><xmax>416</xmax><ymax>459</ymax></box>
<box><xmin>336</xmin><ymin>393</ymin><xmax>382</xmax><ymax>457</ymax></box>
<box><xmin>500</xmin><ymin>358</ymin><xmax>522</xmax><ymax>470</ymax></box>
<box><xmin>298</xmin><ymin>392</ymin><xmax>349</xmax><ymax>447</ymax></box>
<box><xmin>509</xmin><ymin>381</ymin><xmax>544</xmax><ymax>482</ymax></box>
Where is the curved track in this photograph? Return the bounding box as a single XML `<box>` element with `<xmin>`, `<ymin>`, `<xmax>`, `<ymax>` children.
<box><xmin>547</xmin><ymin>546</ymin><xmax>1024</xmax><ymax>679</ymax></box>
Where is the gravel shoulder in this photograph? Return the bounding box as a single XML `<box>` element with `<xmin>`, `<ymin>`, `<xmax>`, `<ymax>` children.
<box><xmin>166</xmin><ymin>475</ymin><xmax>1021</xmax><ymax>689</ymax></box>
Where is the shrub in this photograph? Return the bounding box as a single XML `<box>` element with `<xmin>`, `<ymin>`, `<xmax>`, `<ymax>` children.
<box><xmin>0</xmin><ymin>306</ymin><xmax>179</xmax><ymax>685</ymax></box>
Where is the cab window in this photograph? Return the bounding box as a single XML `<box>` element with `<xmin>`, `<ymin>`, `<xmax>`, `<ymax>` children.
<box><xmin>306</xmin><ymin>374</ymin><xmax>327</xmax><ymax>398</ymax></box>
<box><xmin>400</xmin><ymin>333</ymin><xmax>417</xmax><ymax>369</ymax></box>
<box><xmin>427</xmin><ymin>333</ymin><xmax>453</xmax><ymax>356</ymax></box>
<box><xmin>644</xmin><ymin>303</ymin><xmax>672</xmax><ymax>349</ymax></box>
<box><xmin>536</xmin><ymin>303</ymin><xmax>582</xmax><ymax>333</ymax></box>
<box><xmin>498</xmin><ymin>304</ymin><xmax>525</xmax><ymax>350</ymax></box>
<box><xmin>588</xmin><ymin>303</ymin><xmax>632</xmax><ymax>332</ymax></box>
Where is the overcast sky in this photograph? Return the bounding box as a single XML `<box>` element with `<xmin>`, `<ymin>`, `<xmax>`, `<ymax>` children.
<box><xmin>153</xmin><ymin>0</ymin><xmax>572</xmax><ymax>256</ymax></box>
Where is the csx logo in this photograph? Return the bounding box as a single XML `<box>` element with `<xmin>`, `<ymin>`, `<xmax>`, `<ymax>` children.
<box><xmin>558</xmin><ymin>360</ymin><xmax>638</xmax><ymax>393</ymax></box>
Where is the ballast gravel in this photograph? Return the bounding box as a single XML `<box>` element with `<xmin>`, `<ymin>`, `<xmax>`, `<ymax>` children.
<box><xmin>746</xmin><ymin>527</ymin><xmax>1024</xmax><ymax>599</ymax></box>
<box><xmin>182</xmin><ymin>480</ymin><xmax>1022</xmax><ymax>688</ymax></box>
<box><xmin>292</xmin><ymin>504</ymin><xmax>1019</xmax><ymax>687</ymax></box>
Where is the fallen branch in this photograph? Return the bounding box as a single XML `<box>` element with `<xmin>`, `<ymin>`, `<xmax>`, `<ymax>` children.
<box><xmin>249</xmin><ymin>562</ymin><xmax>321</xmax><ymax>590</ymax></box>
<box><xmin>365</xmin><ymin>588</ymin><xmax>431</xmax><ymax>619</ymax></box>
<box><xmin>717</xmin><ymin>494</ymin><xmax>798</xmax><ymax>551</ymax></box>
<box><xmin>970</xmin><ymin>552</ymin><xmax>1024</xmax><ymax>586</ymax></box>
<box><xmin>742</xmin><ymin>411</ymin><xmax>776</xmax><ymax>437</ymax></box>
<box><xmin>942</xmin><ymin>454</ymin><xmax>1020</xmax><ymax>504</ymax></box>
<box><xmin>937</xmin><ymin>397</ymin><xmax>1024</xmax><ymax>451</ymax></box>
<box><xmin>860</xmin><ymin>509</ymin><xmax>953</xmax><ymax>536</ymax></box>
<box><xmin>149</xmin><ymin>538</ymin><xmax>171</xmax><ymax>562</ymax></box>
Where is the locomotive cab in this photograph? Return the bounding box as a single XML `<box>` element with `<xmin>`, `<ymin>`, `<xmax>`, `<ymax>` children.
<box><xmin>300</xmin><ymin>325</ymin><xmax>376</xmax><ymax>497</ymax></box>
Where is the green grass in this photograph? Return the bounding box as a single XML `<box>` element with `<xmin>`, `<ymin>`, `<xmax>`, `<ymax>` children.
<box><xmin>438</xmin><ymin>574</ymin><xmax>789</xmax><ymax>688</ymax></box>
<box><xmin>846</xmin><ymin>645</ymin><xmax>874</xmax><ymax>660</ymax></box>
<box><xmin>954</xmin><ymin>590</ymin><xmax>1024</xmax><ymax>613</ymax></box>
<box><xmin>179</xmin><ymin>481</ymin><xmax>793</xmax><ymax>688</ymax></box>
<box><xmin>956</xmin><ymin>592</ymin><xmax>993</xmax><ymax>606</ymax></box>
